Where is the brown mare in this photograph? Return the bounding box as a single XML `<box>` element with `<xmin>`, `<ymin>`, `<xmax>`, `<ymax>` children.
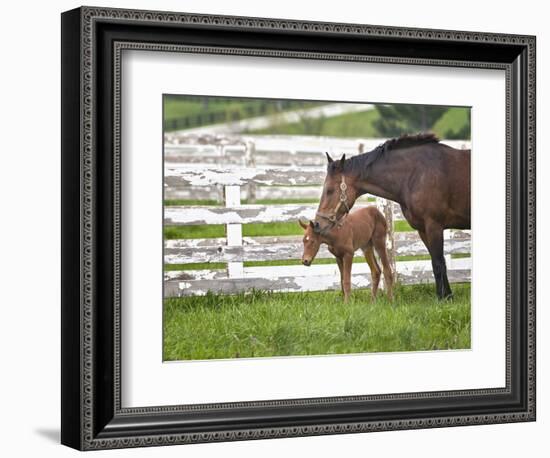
<box><xmin>300</xmin><ymin>206</ymin><xmax>394</xmax><ymax>302</ymax></box>
<box><xmin>315</xmin><ymin>133</ymin><xmax>470</xmax><ymax>300</ymax></box>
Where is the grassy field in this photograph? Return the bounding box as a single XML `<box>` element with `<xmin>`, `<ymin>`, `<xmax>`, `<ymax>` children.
<box><xmin>165</xmin><ymin>95</ymin><xmax>470</xmax><ymax>139</ymax></box>
<box><xmin>248</xmin><ymin>105</ymin><xmax>470</xmax><ymax>140</ymax></box>
<box><xmin>163</xmin><ymin>283</ymin><xmax>471</xmax><ymax>361</ymax></box>
<box><xmin>249</xmin><ymin>109</ymin><xmax>380</xmax><ymax>137</ymax></box>
<box><xmin>164</xmin><ymin>96</ymin><xmax>324</xmax><ymax>131</ymax></box>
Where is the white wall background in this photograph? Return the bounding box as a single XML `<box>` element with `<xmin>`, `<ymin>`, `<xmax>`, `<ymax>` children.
<box><xmin>0</xmin><ymin>0</ymin><xmax>545</xmax><ymax>456</ymax></box>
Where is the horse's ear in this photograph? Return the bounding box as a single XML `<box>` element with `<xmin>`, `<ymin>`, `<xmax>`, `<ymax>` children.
<box><xmin>325</xmin><ymin>152</ymin><xmax>334</xmax><ymax>164</ymax></box>
<box><xmin>309</xmin><ymin>220</ymin><xmax>315</xmax><ymax>228</ymax></box>
<box><xmin>340</xmin><ymin>154</ymin><xmax>346</xmax><ymax>169</ymax></box>
<box><xmin>298</xmin><ymin>218</ymin><xmax>308</xmax><ymax>229</ymax></box>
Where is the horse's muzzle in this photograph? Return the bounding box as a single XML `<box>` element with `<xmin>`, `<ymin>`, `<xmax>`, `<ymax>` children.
<box><xmin>302</xmin><ymin>259</ymin><xmax>312</xmax><ymax>266</ymax></box>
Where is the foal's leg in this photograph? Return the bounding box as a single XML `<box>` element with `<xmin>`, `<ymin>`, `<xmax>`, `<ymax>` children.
<box><xmin>373</xmin><ymin>235</ymin><xmax>394</xmax><ymax>302</ymax></box>
<box><xmin>341</xmin><ymin>254</ymin><xmax>354</xmax><ymax>303</ymax></box>
<box><xmin>419</xmin><ymin>224</ymin><xmax>452</xmax><ymax>300</ymax></box>
<box><xmin>363</xmin><ymin>244</ymin><xmax>381</xmax><ymax>300</ymax></box>
<box><xmin>336</xmin><ymin>257</ymin><xmax>344</xmax><ymax>296</ymax></box>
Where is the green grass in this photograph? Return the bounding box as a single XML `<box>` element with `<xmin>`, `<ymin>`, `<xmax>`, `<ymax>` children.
<box><xmin>164</xmin><ymin>222</ymin><xmax>301</xmax><ymax>240</ymax></box>
<box><xmin>164</xmin><ymin>224</ymin><xmax>225</xmax><ymax>240</ymax></box>
<box><xmin>163</xmin><ymin>283</ymin><xmax>471</xmax><ymax>360</ymax></box>
<box><xmin>249</xmin><ymin>109</ymin><xmax>380</xmax><ymax>137</ymax></box>
<box><xmin>165</xmin><ymin>217</ymin><xmax>415</xmax><ymax>240</ymax></box>
<box><xmin>394</xmin><ymin>220</ymin><xmax>414</xmax><ymax>232</ymax></box>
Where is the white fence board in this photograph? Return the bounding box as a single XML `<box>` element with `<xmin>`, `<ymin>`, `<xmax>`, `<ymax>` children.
<box><xmin>164</xmin><ymin>185</ymin><xmax>321</xmax><ymax>201</ymax></box>
<box><xmin>163</xmin><ymin>202</ymin><xmax>410</xmax><ymax>226</ymax></box>
<box><xmin>164</xmin><ymin>137</ymin><xmax>470</xmax><ymax>165</ymax></box>
<box><xmin>166</xmin><ymin>231</ymin><xmax>470</xmax><ymax>249</ymax></box>
<box><xmin>165</xmin><ymin>258</ymin><xmax>471</xmax><ymax>281</ymax></box>
<box><xmin>164</xmin><ymin>230</ymin><xmax>471</xmax><ymax>264</ymax></box>
<box><xmin>164</xmin><ymin>203</ymin><xmax>358</xmax><ymax>226</ymax></box>
<box><xmin>164</xmin><ymin>165</ymin><xmax>327</xmax><ymax>187</ymax></box>
<box><xmin>165</xmin><ymin>259</ymin><xmax>471</xmax><ymax>297</ymax></box>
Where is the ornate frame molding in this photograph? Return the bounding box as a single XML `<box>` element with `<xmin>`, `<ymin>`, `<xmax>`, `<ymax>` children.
<box><xmin>62</xmin><ymin>6</ymin><xmax>536</xmax><ymax>450</ymax></box>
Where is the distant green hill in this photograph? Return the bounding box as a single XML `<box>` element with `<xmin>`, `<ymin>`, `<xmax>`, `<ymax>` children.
<box><xmin>164</xmin><ymin>95</ymin><xmax>470</xmax><ymax>139</ymax></box>
<box><xmin>248</xmin><ymin>109</ymin><xmax>380</xmax><ymax>137</ymax></box>
<box><xmin>163</xmin><ymin>95</ymin><xmax>323</xmax><ymax>131</ymax></box>
<box><xmin>249</xmin><ymin>106</ymin><xmax>470</xmax><ymax>140</ymax></box>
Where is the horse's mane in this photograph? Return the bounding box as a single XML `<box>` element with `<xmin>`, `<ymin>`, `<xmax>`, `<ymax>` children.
<box><xmin>384</xmin><ymin>132</ymin><xmax>440</xmax><ymax>151</ymax></box>
<box><xmin>329</xmin><ymin>132</ymin><xmax>440</xmax><ymax>178</ymax></box>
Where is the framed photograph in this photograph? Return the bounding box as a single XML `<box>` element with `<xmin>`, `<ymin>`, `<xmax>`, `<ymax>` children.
<box><xmin>61</xmin><ymin>6</ymin><xmax>536</xmax><ymax>451</ymax></box>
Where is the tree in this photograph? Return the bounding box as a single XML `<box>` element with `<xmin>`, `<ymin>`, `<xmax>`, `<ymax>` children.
<box><xmin>373</xmin><ymin>104</ymin><xmax>448</xmax><ymax>137</ymax></box>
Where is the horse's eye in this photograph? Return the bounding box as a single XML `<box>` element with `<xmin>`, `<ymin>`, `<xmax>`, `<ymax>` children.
<box><xmin>326</xmin><ymin>189</ymin><xmax>334</xmax><ymax>196</ymax></box>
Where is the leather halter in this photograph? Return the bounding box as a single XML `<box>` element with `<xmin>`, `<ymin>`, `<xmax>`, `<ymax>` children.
<box><xmin>315</xmin><ymin>175</ymin><xmax>350</xmax><ymax>234</ymax></box>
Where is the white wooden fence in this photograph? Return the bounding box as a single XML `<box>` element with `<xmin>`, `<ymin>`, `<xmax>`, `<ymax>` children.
<box><xmin>164</xmin><ymin>135</ymin><xmax>470</xmax><ymax>202</ymax></box>
<box><xmin>163</xmin><ymin>136</ymin><xmax>471</xmax><ymax>297</ymax></box>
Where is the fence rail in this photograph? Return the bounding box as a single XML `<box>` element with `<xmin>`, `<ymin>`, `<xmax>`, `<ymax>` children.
<box><xmin>165</xmin><ymin>165</ymin><xmax>327</xmax><ymax>187</ymax></box>
<box><xmin>164</xmin><ymin>136</ymin><xmax>470</xmax><ymax>201</ymax></box>
<box><xmin>164</xmin><ymin>136</ymin><xmax>470</xmax><ymax>166</ymax></box>
<box><xmin>165</xmin><ymin>203</ymin><xmax>367</xmax><ymax>226</ymax></box>
<box><xmin>164</xmin><ymin>230</ymin><xmax>470</xmax><ymax>264</ymax></box>
<box><xmin>165</xmin><ymin>185</ymin><xmax>322</xmax><ymax>201</ymax></box>
<box><xmin>165</xmin><ymin>262</ymin><xmax>472</xmax><ymax>297</ymax></box>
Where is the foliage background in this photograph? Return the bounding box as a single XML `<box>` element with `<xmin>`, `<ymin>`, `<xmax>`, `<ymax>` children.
<box><xmin>164</xmin><ymin>95</ymin><xmax>471</xmax><ymax>139</ymax></box>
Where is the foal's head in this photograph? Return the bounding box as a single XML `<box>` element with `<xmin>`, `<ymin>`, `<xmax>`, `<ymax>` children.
<box><xmin>315</xmin><ymin>153</ymin><xmax>360</xmax><ymax>234</ymax></box>
<box><xmin>299</xmin><ymin>219</ymin><xmax>322</xmax><ymax>266</ymax></box>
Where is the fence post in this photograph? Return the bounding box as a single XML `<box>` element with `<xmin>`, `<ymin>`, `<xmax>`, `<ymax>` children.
<box><xmin>225</xmin><ymin>185</ymin><xmax>244</xmax><ymax>278</ymax></box>
<box><xmin>376</xmin><ymin>197</ymin><xmax>396</xmax><ymax>284</ymax></box>
<box><xmin>245</xmin><ymin>140</ymin><xmax>257</xmax><ymax>203</ymax></box>
<box><xmin>215</xmin><ymin>145</ymin><xmax>226</xmax><ymax>204</ymax></box>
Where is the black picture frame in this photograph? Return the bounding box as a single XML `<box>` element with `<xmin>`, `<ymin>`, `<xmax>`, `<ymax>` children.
<box><xmin>61</xmin><ymin>6</ymin><xmax>536</xmax><ymax>451</ymax></box>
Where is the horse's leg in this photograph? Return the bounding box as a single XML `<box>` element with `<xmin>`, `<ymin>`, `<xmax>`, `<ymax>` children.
<box><xmin>419</xmin><ymin>224</ymin><xmax>452</xmax><ymax>300</ymax></box>
<box><xmin>363</xmin><ymin>244</ymin><xmax>381</xmax><ymax>300</ymax></box>
<box><xmin>336</xmin><ymin>256</ymin><xmax>344</xmax><ymax>296</ymax></box>
<box><xmin>373</xmin><ymin>233</ymin><xmax>394</xmax><ymax>302</ymax></box>
<box><xmin>341</xmin><ymin>254</ymin><xmax>353</xmax><ymax>303</ymax></box>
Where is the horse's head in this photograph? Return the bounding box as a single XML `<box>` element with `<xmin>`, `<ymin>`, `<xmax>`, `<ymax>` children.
<box><xmin>299</xmin><ymin>218</ymin><xmax>322</xmax><ymax>266</ymax></box>
<box><xmin>314</xmin><ymin>153</ymin><xmax>360</xmax><ymax>234</ymax></box>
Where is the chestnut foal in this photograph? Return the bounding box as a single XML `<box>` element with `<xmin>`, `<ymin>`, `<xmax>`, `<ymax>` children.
<box><xmin>299</xmin><ymin>206</ymin><xmax>393</xmax><ymax>302</ymax></box>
